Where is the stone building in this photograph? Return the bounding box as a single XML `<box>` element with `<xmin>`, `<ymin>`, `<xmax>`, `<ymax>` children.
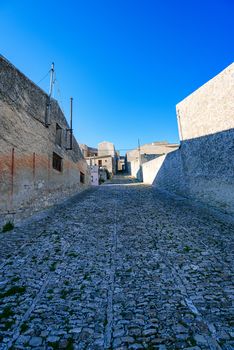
<box><xmin>141</xmin><ymin>62</ymin><xmax>234</xmax><ymax>215</ymax></box>
<box><xmin>86</xmin><ymin>155</ymin><xmax>114</xmax><ymax>176</ymax></box>
<box><xmin>0</xmin><ymin>55</ymin><xmax>90</xmax><ymax>224</ymax></box>
<box><xmin>117</xmin><ymin>156</ymin><xmax>126</xmax><ymax>172</ymax></box>
<box><xmin>79</xmin><ymin>144</ymin><xmax>98</xmax><ymax>157</ymax></box>
<box><xmin>98</xmin><ymin>141</ymin><xmax>116</xmax><ymax>157</ymax></box>
<box><xmin>126</xmin><ymin>141</ymin><xmax>178</xmax><ymax>178</ymax></box>
<box><xmin>82</xmin><ymin>141</ymin><xmax>117</xmax><ymax>179</ymax></box>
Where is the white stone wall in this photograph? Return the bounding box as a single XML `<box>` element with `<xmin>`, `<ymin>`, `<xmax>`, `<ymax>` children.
<box><xmin>177</xmin><ymin>63</ymin><xmax>234</xmax><ymax>140</ymax></box>
<box><xmin>129</xmin><ymin>159</ymin><xmax>140</xmax><ymax>178</ymax></box>
<box><xmin>142</xmin><ymin>156</ymin><xmax>167</xmax><ymax>184</ymax></box>
<box><xmin>98</xmin><ymin>141</ymin><xmax>115</xmax><ymax>157</ymax></box>
<box><xmin>141</xmin><ymin>63</ymin><xmax>234</xmax><ymax>215</ymax></box>
<box><xmin>126</xmin><ymin>142</ymin><xmax>178</xmax><ymax>175</ymax></box>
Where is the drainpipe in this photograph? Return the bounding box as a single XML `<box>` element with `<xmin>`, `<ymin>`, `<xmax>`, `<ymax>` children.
<box><xmin>66</xmin><ymin>97</ymin><xmax>73</xmax><ymax>150</ymax></box>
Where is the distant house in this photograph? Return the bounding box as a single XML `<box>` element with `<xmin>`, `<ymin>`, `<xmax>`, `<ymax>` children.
<box><xmin>0</xmin><ymin>55</ymin><xmax>90</xmax><ymax>224</ymax></box>
<box><xmin>126</xmin><ymin>141</ymin><xmax>179</xmax><ymax>178</ymax></box>
<box><xmin>81</xmin><ymin>141</ymin><xmax>118</xmax><ymax>183</ymax></box>
<box><xmin>79</xmin><ymin>144</ymin><xmax>98</xmax><ymax>157</ymax></box>
<box><xmin>97</xmin><ymin>141</ymin><xmax>117</xmax><ymax>175</ymax></box>
<box><xmin>117</xmin><ymin>156</ymin><xmax>126</xmax><ymax>172</ymax></box>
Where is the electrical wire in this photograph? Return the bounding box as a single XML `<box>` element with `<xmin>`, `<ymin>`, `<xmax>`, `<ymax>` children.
<box><xmin>54</xmin><ymin>75</ymin><xmax>65</xmax><ymax>114</ymax></box>
<box><xmin>37</xmin><ymin>70</ymin><xmax>50</xmax><ymax>85</ymax></box>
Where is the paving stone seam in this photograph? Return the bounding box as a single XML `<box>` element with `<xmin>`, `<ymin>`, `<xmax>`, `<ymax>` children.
<box><xmin>140</xmin><ymin>201</ymin><xmax>224</xmax><ymax>349</ymax></box>
<box><xmin>0</xmin><ymin>239</ymin><xmax>41</xmax><ymax>271</ymax></box>
<box><xmin>180</xmin><ymin>225</ymin><xmax>232</xmax><ymax>270</ymax></box>
<box><xmin>158</xmin><ymin>246</ymin><xmax>223</xmax><ymax>350</ymax></box>
<box><xmin>0</xmin><ymin>190</ymin><xmax>98</xmax><ymax>269</ymax></box>
<box><xmin>104</xmin><ymin>200</ymin><xmax>117</xmax><ymax>349</ymax></box>
<box><xmin>4</xmin><ymin>239</ymin><xmax>72</xmax><ymax>350</ymax></box>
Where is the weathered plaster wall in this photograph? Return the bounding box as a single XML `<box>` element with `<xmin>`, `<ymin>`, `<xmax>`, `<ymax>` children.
<box><xmin>0</xmin><ymin>55</ymin><xmax>90</xmax><ymax>224</ymax></box>
<box><xmin>176</xmin><ymin>63</ymin><xmax>234</xmax><ymax>140</ymax></box>
<box><xmin>129</xmin><ymin>159</ymin><xmax>141</xmax><ymax>179</ymax></box>
<box><xmin>142</xmin><ymin>156</ymin><xmax>167</xmax><ymax>185</ymax></box>
<box><xmin>98</xmin><ymin>141</ymin><xmax>115</xmax><ymax>157</ymax></box>
<box><xmin>126</xmin><ymin>142</ymin><xmax>178</xmax><ymax>176</ymax></box>
<box><xmin>142</xmin><ymin>63</ymin><xmax>234</xmax><ymax>215</ymax></box>
<box><xmin>86</xmin><ymin>155</ymin><xmax>114</xmax><ymax>175</ymax></box>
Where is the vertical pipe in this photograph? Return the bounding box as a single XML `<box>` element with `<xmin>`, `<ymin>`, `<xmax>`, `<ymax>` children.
<box><xmin>176</xmin><ymin>108</ymin><xmax>183</xmax><ymax>142</ymax></box>
<box><xmin>10</xmin><ymin>148</ymin><xmax>14</xmax><ymax>209</ymax></box>
<box><xmin>70</xmin><ymin>97</ymin><xmax>73</xmax><ymax>150</ymax></box>
<box><xmin>47</xmin><ymin>154</ymin><xmax>51</xmax><ymax>192</ymax></box>
<box><xmin>33</xmin><ymin>152</ymin><xmax>36</xmax><ymax>187</ymax></box>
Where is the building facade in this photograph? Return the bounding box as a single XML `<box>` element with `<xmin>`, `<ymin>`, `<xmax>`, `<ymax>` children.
<box><xmin>117</xmin><ymin>156</ymin><xmax>126</xmax><ymax>172</ymax></box>
<box><xmin>86</xmin><ymin>155</ymin><xmax>114</xmax><ymax>176</ymax></box>
<box><xmin>79</xmin><ymin>144</ymin><xmax>98</xmax><ymax>158</ymax></box>
<box><xmin>126</xmin><ymin>141</ymin><xmax>179</xmax><ymax>178</ymax></box>
<box><xmin>82</xmin><ymin>141</ymin><xmax>118</xmax><ymax>182</ymax></box>
<box><xmin>0</xmin><ymin>55</ymin><xmax>90</xmax><ymax>225</ymax></box>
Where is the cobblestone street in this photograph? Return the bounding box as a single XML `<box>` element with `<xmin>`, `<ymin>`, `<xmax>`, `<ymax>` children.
<box><xmin>0</xmin><ymin>175</ymin><xmax>233</xmax><ymax>350</ymax></box>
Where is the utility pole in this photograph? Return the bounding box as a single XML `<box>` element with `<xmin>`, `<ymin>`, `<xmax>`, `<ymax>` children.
<box><xmin>138</xmin><ymin>138</ymin><xmax>143</xmax><ymax>181</ymax></box>
<box><xmin>45</xmin><ymin>62</ymin><xmax>55</xmax><ymax>127</ymax></box>
<box><xmin>138</xmin><ymin>138</ymin><xmax>141</xmax><ymax>167</ymax></box>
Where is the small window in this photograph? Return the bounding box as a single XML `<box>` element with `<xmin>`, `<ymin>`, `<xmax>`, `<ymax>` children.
<box><xmin>105</xmin><ymin>159</ymin><xmax>107</xmax><ymax>162</ymax></box>
<box><xmin>55</xmin><ymin>123</ymin><xmax>62</xmax><ymax>146</ymax></box>
<box><xmin>80</xmin><ymin>171</ymin><xmax>85</xmax><ymax>184</ymax></box>
<box><xmin>98</xmin><ymin>160</ymin><xmax>102</xmax><ymax>166</ymax></box>
<box><xmin>53</xmin><ymin>152</ymin><xmax>62</xmax><ymax>172</ymax></box>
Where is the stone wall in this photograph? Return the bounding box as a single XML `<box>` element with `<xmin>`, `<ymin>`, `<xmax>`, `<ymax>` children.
<box><xmin>85</xmin><ymin>155</ymin><xmax>114</xmax><ymax>175</ymax></box>
<box><xmin>126</xmin><ymin>141</ymin><xmax>178</xmax><ymax>176</ymax></box>
<box><xmin>98</xmin><ymin>141</ymin><xmax>115</xmax><ymax>157</ymax></box>
<box><xmin>176</xmin><ymin>63</ymin><xmax>234</xmax><ymax>140</ymax></box>
<box><xmin>142</xmin><ymin>63</ymin><xmax>234</xmax><ymax>215</ymax></box>
<box><xmin>0</xmin><ymin>55</ymin><xmax>90</xmax><ymax>225</ymax></box>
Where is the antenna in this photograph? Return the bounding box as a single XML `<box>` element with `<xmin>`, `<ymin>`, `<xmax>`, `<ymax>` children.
<box><xmin>45</xmin><ymin>62</ymin><xmax>55</xmax><ymax>127</ymax></box>
<box><xmin>49</xmin><ymin>62</ymin><xmax>55</xmax><ymax>98</ymax></box>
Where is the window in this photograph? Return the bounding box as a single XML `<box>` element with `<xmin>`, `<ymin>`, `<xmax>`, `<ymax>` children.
<box><xmin>98</xmin><ymin>160</ymin><xmax>102</xmax><ymax>166</ymax></box>
<box><xmin>55</xmin><ymin>123</ymin><xmax>62</xmax><ymax>146</ymax></box>
<box><xmin>80</xmin><ymin>172</ymin><xmax>85</xmax><ymax>184</ymax></box>
<box><xmin>53</xmin><ymin>152</ymin><xmax>62</xmax><ymax>172</ymax></box>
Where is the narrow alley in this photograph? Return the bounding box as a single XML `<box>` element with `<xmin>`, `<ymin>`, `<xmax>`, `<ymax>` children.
<box><xmin>0</xmin><ymin>175</ymin><xmax>233</xmax><ymax>350</ymax></box>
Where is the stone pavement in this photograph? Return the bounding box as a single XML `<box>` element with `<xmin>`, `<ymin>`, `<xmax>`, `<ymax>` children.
<box><xmin>0</xmin><ymin>175</ymin><xmax>233</xmax><ymax>350</ymax></box>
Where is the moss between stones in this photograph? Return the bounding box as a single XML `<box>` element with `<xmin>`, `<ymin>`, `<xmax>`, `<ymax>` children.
<box><xmin>0</xmin><ymin>286</ymin><xmax>26</xmax><ymax>299</ymax></box>
<box><xmin>2</xmin><ymin>221</ymin><xmax>14</xmax><ymax>233</ymax></box>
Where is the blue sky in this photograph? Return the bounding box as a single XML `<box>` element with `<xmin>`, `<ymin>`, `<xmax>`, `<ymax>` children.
<box><xmin>1</xmin><ymin>0</ymin><xmax>233</xmax><ymax>153</ymax></box>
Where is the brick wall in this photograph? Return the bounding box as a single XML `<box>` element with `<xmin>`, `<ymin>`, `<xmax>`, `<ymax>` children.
<box><xmin>0</xmin><ymin>55</ymin><xmax>90</xmax><ymax>224</ymax></box>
